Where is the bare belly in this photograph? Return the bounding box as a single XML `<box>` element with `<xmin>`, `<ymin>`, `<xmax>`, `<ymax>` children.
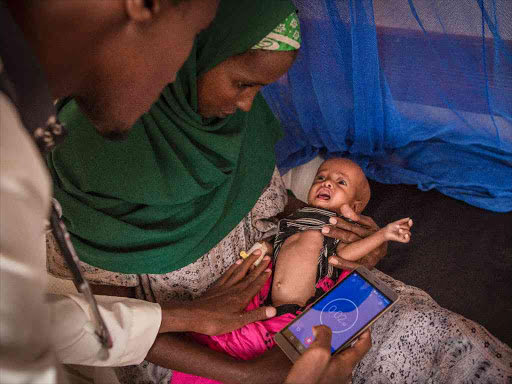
<box><xmin>272</xmin><ymin>230</ymin><xmax>324</xmax><ymax>307</ymax></box>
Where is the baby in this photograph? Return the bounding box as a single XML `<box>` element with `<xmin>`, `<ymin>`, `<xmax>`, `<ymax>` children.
<box><xmin>172</xmin><ymin>158</ymin><xmax>413</xmax><ymax>384</ymax></box>
<box><xmin>271</xmin><ymin>157</ymin><xmax>413</xmax><ymax>307</ymax></box>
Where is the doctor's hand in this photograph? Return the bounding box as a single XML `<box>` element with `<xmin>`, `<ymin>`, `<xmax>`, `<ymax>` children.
<box><xmin>285</xmin><ymin>326</ymin><xmax>372</xmax><ymax>384</ymax></box>
<box><xmin>322</xmin><ymin>204</ymin><xmax>387</xmax><ymax>270</ymax></box>
<box><xmin>160</xmin><ymin>252</ymin><xmax>276</xmax><ymax>336</ymax></box>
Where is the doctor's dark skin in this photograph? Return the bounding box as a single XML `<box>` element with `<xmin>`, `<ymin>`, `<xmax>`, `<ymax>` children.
<box><xmin>285</xmin><ymin>326</ymin><xmax>372</xmax><ymax>384</ymax></box>
<box><xmin>7</xmin><ymin>0</ymin><xmax>219</xmax><ymax>139</ymax></box>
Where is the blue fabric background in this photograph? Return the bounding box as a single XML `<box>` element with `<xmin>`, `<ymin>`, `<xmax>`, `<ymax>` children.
<box><xmin>263</xmin><ymin>0</ymin><xmax>512</xmax><ymax>212</ymax></box>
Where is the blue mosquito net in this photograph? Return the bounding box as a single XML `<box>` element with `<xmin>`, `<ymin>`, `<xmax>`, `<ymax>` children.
<box><xmin>263</xmin><ymin>0</ymin><xmax>512</xmax><ymax>212</ymax></box>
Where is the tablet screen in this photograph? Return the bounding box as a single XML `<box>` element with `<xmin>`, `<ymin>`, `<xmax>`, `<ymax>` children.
<box><xmin>281</xmin><ymin>271</ymin><xmax>392</xmax><ymax>353</ymax></box>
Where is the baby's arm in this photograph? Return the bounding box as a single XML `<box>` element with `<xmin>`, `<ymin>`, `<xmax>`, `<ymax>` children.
<box><xmin>336</xmin><ymin>218</ymin><xmax>413</xmax><ymax>262</ymax></box>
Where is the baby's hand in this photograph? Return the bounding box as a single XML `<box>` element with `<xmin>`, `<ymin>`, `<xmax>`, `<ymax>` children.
<box><xmin>382</xmin><ymin>218</ymin><xmax>413</xmax><ymax>243</ymax></box>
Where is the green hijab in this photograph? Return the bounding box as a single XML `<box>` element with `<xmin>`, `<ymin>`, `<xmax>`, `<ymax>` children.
<box><xmin>48</xmin><ymin>0</ymin><xmax>297</xmax><ymax>274</ymax></box>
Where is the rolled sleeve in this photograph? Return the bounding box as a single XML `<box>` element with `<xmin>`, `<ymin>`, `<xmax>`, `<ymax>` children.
<box><xmin>49</xmin><ymin>294</ymin><xmax>162</xmax><ymax>367</ymax></box>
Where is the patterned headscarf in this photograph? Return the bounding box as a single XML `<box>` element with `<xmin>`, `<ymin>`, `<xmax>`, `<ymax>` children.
<box><xmin>252</xmin><ymin>12</ymin><xmax>301</xmax><ymax>51</ymax></box>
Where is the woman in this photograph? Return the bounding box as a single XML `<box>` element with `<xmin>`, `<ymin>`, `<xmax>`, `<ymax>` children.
<box><xmin>47</xmin><ymin>1</ymin><xmax>512</xmax><ymax>383</ymax></box>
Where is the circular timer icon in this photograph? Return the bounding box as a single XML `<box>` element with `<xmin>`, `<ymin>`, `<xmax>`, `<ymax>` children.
<box><xmin>319</xmin><ymin>299</ymin><xmax>358</xmax><ymax>334</ymax></box>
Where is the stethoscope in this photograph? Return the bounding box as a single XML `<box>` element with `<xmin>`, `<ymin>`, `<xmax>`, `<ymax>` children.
<box><xmin>0</xmin><ymin>13</ymin><xmax>113</xmax><ymax>360</ymax></box>
<box><xmin>49</xmin><ymin>200</ymin><xmax>113</xmax><ymax>359</ymax></box>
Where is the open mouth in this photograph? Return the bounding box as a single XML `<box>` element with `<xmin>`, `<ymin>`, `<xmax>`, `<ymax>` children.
<box><xmin>316</xmin><ymin>188</ymin><xmax>331</xmax><ymax>200</ymax></box>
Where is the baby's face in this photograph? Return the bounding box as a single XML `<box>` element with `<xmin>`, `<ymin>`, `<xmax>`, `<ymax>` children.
<box><xmin>307</xmin><ymin>159</ymin><xmax>361</xmax><ymax>213</ymax></box>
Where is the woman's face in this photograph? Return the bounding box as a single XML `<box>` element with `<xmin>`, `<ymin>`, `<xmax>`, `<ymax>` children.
<box><xmin>197</xmin><ymin>50</ymin><xmax>298</xmax><ymax>119</ymax></box>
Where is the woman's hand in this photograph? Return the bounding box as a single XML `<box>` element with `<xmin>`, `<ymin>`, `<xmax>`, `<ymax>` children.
<box><xmin>285</xmin><ymin>326</ymin><xmax>372</xmax><ymax>384</ymax></box>
<box><xmin>322</xmin><ymin>205</ymin><xmax>387</xmax><ymax>270</ymax></box>
<box><xmin>160</xmin><ymin>252</ymin><xmax>276</xmax><ymax>336</ymax></box>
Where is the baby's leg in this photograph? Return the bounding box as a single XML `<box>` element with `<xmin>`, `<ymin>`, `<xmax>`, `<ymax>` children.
<box><xmin>272</xmin><ymin>230</ymin><xmax>324</xmax><ymax>307</ymax></box>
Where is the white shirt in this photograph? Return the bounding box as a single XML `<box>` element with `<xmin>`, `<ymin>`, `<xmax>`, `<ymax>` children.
<box><xmin>0</xmin><ymin>92</ymin><xmax>162</xmax><ymax>383</ymax></box>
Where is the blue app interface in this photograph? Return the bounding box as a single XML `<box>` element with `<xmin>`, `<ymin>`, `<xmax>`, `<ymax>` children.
<box><xmin>287</xmin><ymin>272</ymin><xmax>391</xmax><ymax>353</ymax></box>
